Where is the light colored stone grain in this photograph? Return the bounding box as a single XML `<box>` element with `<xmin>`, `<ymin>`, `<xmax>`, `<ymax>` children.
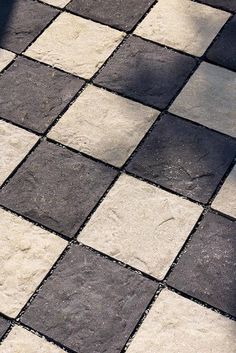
<box><xmin>25</xmin><ymin>12</ymin><xmax>125</xmax><ymax>78</ymax></box>
<box><xmin>135</xmin><ymin>0</ymin><xmax>230</xmax><ymax>56</ymax></box>
<box><xmin>79</xmin><ymin>174</ymin><xmax>202</xmax><ymax>279</ymax></box>
<box><xmin>0</xmin><ymin>209</ymin><xmax>66</xmax><ymax>317</ymax></box>
<box><xmin>126</xmin><ymin>289</ymin><xmax>236</xmax><ymax>353</ymax></box>
<box><xmin>170</xmin><ymin>62</ymin><xmax>236</xmax><ymax>137</ymax></box>
<box><xmin>0</xmin><ymin>121</ymin><xmax>38</xmax><ymax>185</ymax></box>
<box><xmin>0</xmin><ymin>49</ymin><xmax>15</xmax><ymax>72</ymax></box>
<box><xmin>41</xmin><ymin>0</ymin><xmax>70</xmax><ymax>7</ymax></box>
<box><xmin>49</xmin><ymin>85</ymin><xmax>159</xmax><ymax>167</ymax></box>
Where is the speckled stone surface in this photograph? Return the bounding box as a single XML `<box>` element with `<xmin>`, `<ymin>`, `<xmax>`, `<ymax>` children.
<box><xmin>25</xmin><ymin>12</ymin><xmax>125</xmax><ymax>79</ymax></box>
<box><xmin>197</xmin><ymin>0</ymin><xmax>236</xmax><ymax>13</ymax></box>
<box><xmin>79</xmin><ymin>174</ymin><xmax>202</xmax><ymax>279</ymax></box>
<box><xmin>67</xmin><ymin>0</ymin><xmax>155</xmax><ymax>31</ymax></box>
<box><xmin>0</xmin><ymin>0</ymin><xmax>58</xmax><ymax>53</ymax></box>
<box><xmin>49</xmin><ymin>85</ymin><xmax>159</xmax><ymax>167</ymax></box>
<box><xmin>126</xmin><ymin>113</ymin><xmax>236</xmax><ymax>203</ymax></box>
<box><xmin>135</xmin><ymin>0</ymin><xmax>229</xmax><ymax>56</ymax></box>
<box><xmin>0</xmin><ymin>208</ymin><xmax>66</xmax><ymax>317</ymax></box>
<box><xmin>170</xmin><ymin>62</ymin><xmax>236</xmax><ymax>138</ymax></box>
<box><xmin>0</xmin><ymin>49</ymin><xmax>15</xmax><ymax>72</ymax></box>
<box><xmin>41</xmin><ymin>0</ymin><xmax>71</xmax><ymax>7</ymax></box>
<box><xmin>21</xmin><ymin>244</ymin><xmax>158</xmax><ymax>353</ymax></box>
<box><xmin>168</xmin><ymin>212</ymin><xmax>236</xmax><ymax>316</ymax></box>
<box><xmin>0</xmin><ymin>141</ymin><xmax>117</xmax><ymax>238</ymax></box>
<box><xmin>0</xmin><ymin>317</ymin><xmax>10</xmax><ymax>339</ymax></box>
<box><xmin>94</xmin><ymin>36</ymin><xmax>197</xmax><ymax>109</ymax></box>
<box><xmin>0</xmin><ymin>57</ymin><xmax>83</xmax><ymax>133</ymax></box>
<box><xmin>126</xmin><ymin>289</ymin><xmax>236</xmax><ymax>353</ymax></box>
<box><xmin>0</xmin><ymin>120</ymin><xmax>38</xmax><ymax>185</ymax></box>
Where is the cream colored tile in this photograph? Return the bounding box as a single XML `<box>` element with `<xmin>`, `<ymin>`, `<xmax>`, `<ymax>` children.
<box><xmin>0</xmin><ymin>209</ymin><xmax>67</xmax><ymax>317</ymax></box>
<box><xmin>25</xmin><ymin>12</ymin><xmax>125</xmax><ymax>78</ymax></box>
<box><xmin>49</xmin><ymin>85</ymin><xmax>159</xmax><ymax>167</ymax></box>
<box><xmin>79</xmin><ymin>174</ymin><xmax>202</xmax><ymax>279</ymax></box>
<box><xmin>0</xmin><ymin>49</ymin><xmax>15</xmax><ymax>72</ymax></box>
<box><xmin>41</xmin><ymin>0</ymin><xmax>70</xmax><ymax>7</ymax></box>
<box><xmin>135</xmin><ymin>0</ymin><xmax>230</xmax><ymax>56</ymax></box>
<box><xmin>126</xmin><ymin>289</ymin><xmax>236</xmax><ymax>353</ymax></box>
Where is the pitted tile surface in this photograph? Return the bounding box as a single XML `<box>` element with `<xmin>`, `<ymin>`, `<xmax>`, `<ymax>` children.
<box><xmin>0</xmin><ymin>317</ymin><xmax>10</xmax><ymax>339</ymax></box>
<box><xmin>42</xmin><ymin>0</ymin><xmax>71</xmax><ymax>7</ymax></box>
<box><xmin>197</xmin><ymin>0</ymin><xmax>236</xmax><ymax>12</ymax></box>
<box><xmin>0</xmin><ymin>49</ymin><xmax>15</xmax><ymax>72</ymax></box>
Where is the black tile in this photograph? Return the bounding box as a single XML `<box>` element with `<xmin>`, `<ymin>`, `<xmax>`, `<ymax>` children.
<box><xmin>206</xmin><ymin>16</ymin><xmax>236</xmax><ymax>71</ymax></box>
<box><xmin>0</xmin><ymin>141</ymin><xmax>117</xmax><ymax>237</ymax></box>
<box><xmin>0</xmin><ymin>0</ymin><xmax>59</xmax><ymax>53</ymax></box>
<box><xmin>0</xmin><ymin>57</ymin><xmax>84</xmax><ymax>133</ymax></box>
<box><xmin>94</xmin><ymin>36</ymin><xmax>197</xmax><ymax>110</ymax></box>
<box><xmin>67</xmin><ymin>0</ymin><xmax>155</xmax><ymax>31</ymax></box>
<box><xmin>0</xmin><ymin>317</ymin><xmax>10</xmax><ymax>339</ymax></box>
<box><xmin>126</xmin><ymin>113</ymin><xmax>236</xmax><ymax>203</ymax></box>
<box><xmin>22</xmin><ymin>244</ymin><xmax>157</xmax><ymax>353</ymax></box>
<box><xmin>168</xmin><ymin>212</ymin><xmax>236</xmax><ymax>316</ymax></box>
<box><xmin>196</xmin><ymin>0</ymin><xmax>236</xmax><ymax>12</ymax></box>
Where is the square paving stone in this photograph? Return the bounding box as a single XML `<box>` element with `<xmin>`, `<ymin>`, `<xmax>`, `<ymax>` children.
<box><xmin>197</xmin><ymin>0</ymin><xmax>236</xmax><ymax>13</ymax></box>
<box><xmin>79</xmin><ymin>174</ymin><xmax>202</xmax><ymax>279</ymax></box>
<box><xmin>21</xmin><ymin>244</ymin><xmax>158</xmax><ymax>353</ymax></box>
<box><xmin>0</xmin><ymin>49</ymin><xmax>15</xmax><ymax>72</ymax></box>
<box><xmin>0</xmin><ymin>141</ymin><xmax>117</xmax><ymax>238</ymax></box>
<box><xmin>0</xmin><ymin>209</ymin><xmax>66</xmax><ymax>317</ymax></box>
<box><xmin>0</xmin><ymin>120</ymin><xmax>38</xmax><ymax>185</ymax></box>
<box><xmin>25</xmin><ymin>12</ymin><xmax>125</xmax><ymax>79</ymax></box>
<box><xmin>67</xmin><ymin>0</ymin><xmax>155</xmax><ymax>31</ymax></box>
<box><xmin>41</xmin><ymin>0</ymin><xmax>71</xmax><ymax>7</ymax></box>
<box><xmin>135</xmin><ymin>0</ymin><xmax>229</xmax><ymax>56</ymax></box>
<box><xmin>126</xmin><ymin>289</ymin><xmax>236</xmax><ymax>353</ymax></box>
<box><xmin>0</xmin><ymin>0</ymin><xmax>59</xmax><ymax>53</ymax></box>
<box><xmin>126</xmin><ymin>113</ymin><xmax>236</xmax><ymax>203</ymax></box>
<box><xmin>49</xmin><ymin>85</ymin><xmax>159</xmax><ymax>167</ymax></box>
<box><xmin>206</xmin><ymin>15</ymin><xmax>236</xmax><ymax>71</ymax></box>
<box><xmin>169</xmin><ymin>62</ymin><xmax>236</xmax><ymax>138</ymax></box>
<box><xmin>168</xmin><ymin>212</ymin><xmax>236</xmax><ymax>316</ymax></box>
<box><xmin>94</xmin><ymin>36</ymin><xmax>197</xmax><ymax>110</ymax></box>
<box><xmin>0</xmin><ymin>317</ymin><xmax>10</xmax><ymax>339</ymax></box>
<box><xmin>0</xmin><ymin>56</ymin><xmax>84</xmax><ymax>133</ymax></box>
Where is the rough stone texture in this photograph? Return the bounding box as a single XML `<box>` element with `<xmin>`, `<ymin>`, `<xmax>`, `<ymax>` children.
<box><xmin>126</xmin><ymin>113</ymin><xmax>236</xmax><ymax>203</ymax></box>
<box><xmin>49</xmin><ymin>85</ymin><xmax>159</xmax><ymax>167</ymax></box>
<box><xmin>0</xmin><ymin>208</ymin><xmax>66</xmax><ymax>317</ymax></box>
<box><xmin>67</xmin><ymin>0</ymin><xmax>155</xmax><ymax>31</ymax></box>
<box><xmin>42</xmin><ymin>0</ymin><xmax>71</xmax><ymax>7</ymax></box>
<box><xmin>126</xmin><ymin>289</ymin><xmax>236</xmax><ymax>353</ymax></box>
<box><xmin>94</xmin><ymin>36</ymin><xmax>197</xmax><ymax>109</ymax></box>
<box><xmin>212</xmin><ymin>166</ymin><xmax>236</xmax><ymax>218</ymax></box>
<box><xmin>22</xmin><ymin>244</ymin><xmax>158</xmax><ymax>353</ymax></box>
<box><xmin>0</xmin><ymin>49</ymin><xmax>15</xmax><ymax>72</ymax></box>
<box><xmin>135</xmin><ymin>0</ymin><xmax>229</xmax><ymax>56</ymax></box>
<box><xmin>0</xmin><ymin>326</ymin><xmax>65</xmax><ymax>353</ymax></box>
<box><xmin>206</xmin><ymin>15</ymin><xmax>236</xmax><ymax>71</ymax></box>
<box><xmin>0</xmin><ymin>141</ymin><xmax>117</xmax><ymax>238</ymax></box>
<box><xmin>79</xmin><ymin>174</ymin><xmax>202</xmax><ymax>279</ymax></box>
<box><xmin>0</xmin><ymin>120</ymin><xmax>38</xmax><ymax>185</ymax></box>
<box><xmin>0</xmin><ymin>317</ymin><xmax>10</xmax><ymax>339</ymax></box>
<box><xmin>168</xmin><ymin>212</ymin><xmax>236</xmax><ymax>316</ymax></box>
<box><xmin>0</xmin><ymin>0</ymin><xmax>58</xmax><ymax>53</ymax></box>
<box><xmin>197</xmin><ymin>0</ymin><xmax>236</xmax><ymax>13</ymax></box>
<box><xmin>25</xmin><ymin>12</ymin><xmax>125</xmax><ymax>79</ymax></box>
<box><xmin>170</xmin><ymin>62</ymin><xmax>236</xmax><ymax>138</ymax></box>
<box><xmin>0</xmin><ymin>56</ymin><xmax>84</xmax><ymax>133</ymax></box>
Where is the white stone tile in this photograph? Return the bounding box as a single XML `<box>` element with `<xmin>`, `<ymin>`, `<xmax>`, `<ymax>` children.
<box><xmin>41</xmin><ymin>0</ymin><xmax>71</xmax><ymax>8</ymax></box>
<box><xmin>0</xmin><ymin>49</ymin><xmax>15</xmax><ymax>72</ymax></box>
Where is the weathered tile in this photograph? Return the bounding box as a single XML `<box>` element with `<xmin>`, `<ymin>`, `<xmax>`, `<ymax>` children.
<box><xmin>197</xmin><ymin>0</ymin><xmax>236</xmax><ymax>13</ymax></box>
<box><xmin>0</xmin><ymin>326</ymin><xmax>65</xmax><ymax>353</ymax></box>
<box><xmin>126</xmin><ymin>113</ymin><xmax>236</xmax><ymax>203</ymax></box>
<box><xmin>170</xmin><ymin>62</ymin><xmax>236</xmax><ymax>138</ymax></box>
<box><xmin>22</xmin><ymin>244</ymin><xmax>158</xmax><ymax>353</ymax></box>
<box><xmin>25</xmin><ymin>12</ymin><xmax>124</xmax><ymax>79</ymax></box>
<box><xmin>41</xmin><ymin>0</ymin><xmax>71</xmax><ymax>7</ymax></box>
<box><xmin>0</xmin><ymin>141</ymin><xmax>117</xmax><ymax>238</ymax></box>
<box><xmin>126</xmin><ymin>289</ymin><xmax>236</xmax><ymax>353</ymax></box>
<box><xmin>0</xmin><ymin>209</ymin><xmax>66</xmax><ymax>317</ymax></box>
<box><xmin>95</xmin><ymin>36</ymin><xmax>197</xmax><ymax>109</ymax></box>
<box><xmin>0</xmin><ymin>120</ymin><xmax>38</xmax><ymax>185</ymax></box>
<box><xmin>0</xmin><ymin>49</ymin><xmax>15</xmax><ymax>72</ymax></box>
<box><xmin>49</xmin><ymin>85</ymin><xmax>159</xmax><ymax>167</ymax></box>
<box><xmin>135</xmin><ymin>0</ymin><xmax>229</xmax><ymax>56</ymax></box>
<box><xmin>79</xmin><ymin>174</ymin><xmax>202</xmax><ymax>279</ymax></box>
<box><xmin>67</xmin><ymin>0</ymin><xmax>155</xmax><ymax>31</ymax></box>
<box><xmin>0</xmin><ymin>57</ymin><xmax>83</xmax><ymax>133</ymax></box>
<box><xmin>0</xmin><ymin>0</ymin><xmax>58</xmax><ymax>53</ymax></box>
<box><xmin>168</xmin><ymin>212</ymin><xmax>236</xmax><ymax>316</ymax></box>
<box><xmin>0</xmin><ymin>317</ymin><xmax>10</xmax><ymax>339</ymax></box>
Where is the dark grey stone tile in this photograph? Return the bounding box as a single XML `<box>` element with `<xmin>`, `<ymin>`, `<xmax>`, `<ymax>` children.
<box><xmin>0</xmin><ymin>317</ymin><xmax>10</xmax><ymax>339</ymax></box>
<box><xmin>126</xmin><ymin>113</ymin><xmax>236</xmax><ymax>203</ymax></box>
<box><xmin>22</xmin><ymin>244</ymin><xmax>158</xmax><ymax>353</ymax></box>
<box><xmin>196</xmin><ymin>0</ymin><xmax>236</xmax><ymax>12</ymax></box>
<box><xmin>94</xmin><ymin>36</ymin><xmax>197</xmax><ymax>110</ymax></box>
<box><xmin>0</xmin><ymin>141</ymin><xmax>117</xmax><ymax>237</ymax></box>
<box><xmin>67</xmin><ymin>0</ymin><xmax>155</xmax><ymax>31</ymax></box>
<box><xmin>168</xmin><ymin>212</ymin><xmax>236</xmax><ymax>316</ymax></box>
<box><xmin>0</xmin><ymin>57</ymin><xmax>84</xmax><ymax>133</ymax></box>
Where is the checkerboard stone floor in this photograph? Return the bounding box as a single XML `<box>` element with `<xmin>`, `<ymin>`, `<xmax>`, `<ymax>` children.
<box><xmin>0</xmin><ymin>0</ymin><xmax>236</xmax><ymax>352</ymax></box>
